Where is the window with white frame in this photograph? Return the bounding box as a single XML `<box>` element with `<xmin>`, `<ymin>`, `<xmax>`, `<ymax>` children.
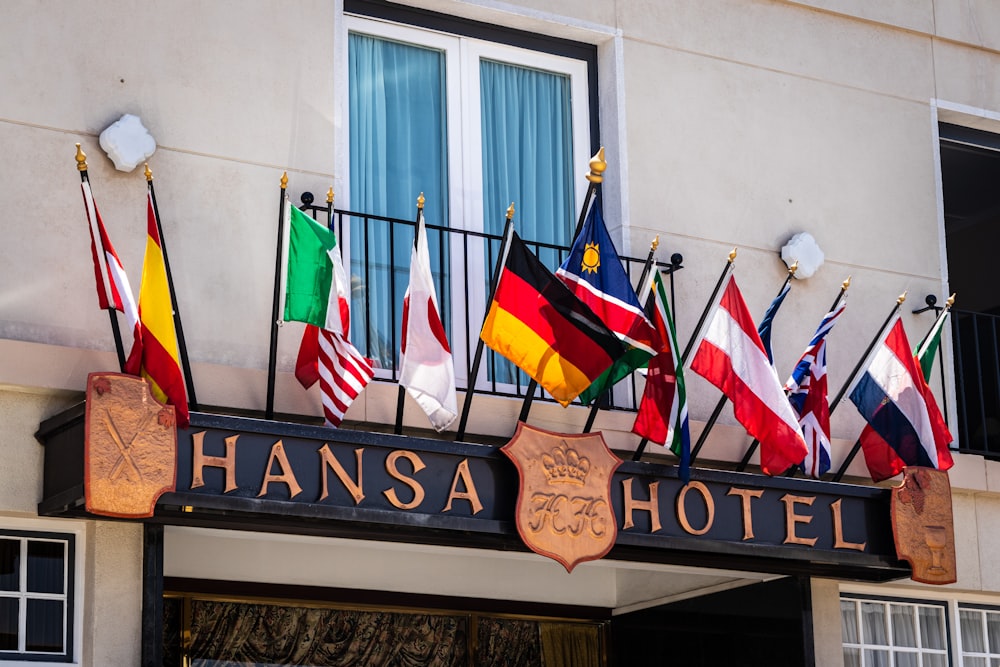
<box><xmin>0</xmin><ymin>531</ymin><xmax>74</xmax><ymax>662</ymax></box>
<box><xmin>958</xmin><ymin>605</ymin><xmax>1000</xmax><ymax>666</ymax></box>
<box><xmin>841</xmin><ymin>596</ymin><xmax>949</xmax><ymax>667</ymax></box>
<box><xmin>342</xmin><ymin>1</ymin><xmax>594</xmax><ymax>381</ymax></box>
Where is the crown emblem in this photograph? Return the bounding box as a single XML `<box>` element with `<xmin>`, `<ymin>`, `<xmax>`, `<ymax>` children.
<box><xmin>542</xmin><ymin>442</ymin><xmax>591</xmax><ymax>485</ymax></box>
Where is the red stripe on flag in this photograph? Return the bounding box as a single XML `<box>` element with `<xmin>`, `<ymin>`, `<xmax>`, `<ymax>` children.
<box><xmin>139</xmin><ymin>329</ymin><xmax>189</xmax><ymax>428</ymax></box>
<box><xmin>718</xmin><ymin>279</ymin><xmax>768</xmax><ymax>357</ymax></box>
<box><xmin>493</xmin><ymin>270</ymin><xmax>615</xmax><ymax>381</ymax></box>
<box><xmin>693</xmin><ymin>339</ymin><xmax>805</xmax><ymax>474</ymax></box>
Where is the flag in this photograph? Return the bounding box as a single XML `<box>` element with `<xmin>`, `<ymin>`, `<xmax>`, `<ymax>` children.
<box><xmin>916</xmin><ymin>307</ymin><xmax>950</xmax><ymax>381</ymax></box>
<box><xmin>757</xmin><ymin>280</ymin><xmax>790</xmax><ymax>365</ymax></box>
<box><xmin>556</xmin><ymin>202</ymin><xmax>658</xmax><ymax>404</ymax></box>
<box><xmin>283</xmin><ymin>203</ymin><xmax>349</xmax><ymax>334</ymax></box>
<box><xmin>852</xmin><ymin>317</ymin><xmax>954</xmax><ymax>482</ymax></box>
<box><xmin>295</xmin><ymin>325</ymin><xmax>374</xmax><ymax>428</ymax></box>
<box><xmin>80</xmin><ymin>181</ymin><xmax>141</xmax><ymax>368</ymax></box>
<box><xmin>631</xmin><ymin>269</ymin><xmax>691</xmax><ymax>481</ymax></box>
<box><xmin>480</xmin><ymin>231</ymin><xmax>626</xmax><ymax>407</ymax></box>
<box><xmin>287</xmin><ymin>207</ymin><xmax>373</xmax><ymax>428</ymax></box>
<box><xmin>124</xmin><ymin>192</ymin><xmax>189</xmax><ymax>428</ymax></box>
<box><xmin>785</xmin><ymin>297</ymin><xmax>847</xmax><ymax>478</ymax></box>
<box><xmin>399</xmin><ymin>213</ymin><xmax>458</xmax><ymax>431</ymax></box>
<box><xmin>690</xmin><ymin>276</ymin><xmax>807</xmax><ymax>475</ymax></box>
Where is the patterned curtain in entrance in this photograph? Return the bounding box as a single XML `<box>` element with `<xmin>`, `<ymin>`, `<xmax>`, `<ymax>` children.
<box><xmin>164</xmin><ymin>599</ymin><xmax>604</xmax><ymax>667</ymax></box>
<box><xmin>186</xmin><ymin>600</ymin><xmax>467</xmax><ymax>666</ymax></box>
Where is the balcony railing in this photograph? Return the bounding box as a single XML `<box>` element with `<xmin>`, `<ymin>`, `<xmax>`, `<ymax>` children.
<box><xmin>298</xmin><ymin>194</ymin><xmax>682</xmax><ymax>414</ymax></box>
<box><xmin>952</xmin><ymin>307</ymin><xmax>1000</xmax><ymax>458</ymax></box>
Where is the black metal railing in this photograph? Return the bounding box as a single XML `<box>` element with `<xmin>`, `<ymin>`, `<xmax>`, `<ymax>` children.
<box><xmin>299</xmin><ymin>194</ymin><xmax>682</xmax><ymax>413</ymax></box>
<box><xmin>952</xmin><ymin>307</ymin><xmax>1000</xmax><ymax>458</ymax></box>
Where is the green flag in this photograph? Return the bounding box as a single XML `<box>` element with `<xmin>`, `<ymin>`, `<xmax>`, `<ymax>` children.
<box><xmin>283</xmin><ymin>203</ymin><xmax>347</xmax><ymax>333</ymax></box>
<box><xmin>915</xmin><ymin>305</ymin><xmax>951</xmax><ymax>382</ymax></box>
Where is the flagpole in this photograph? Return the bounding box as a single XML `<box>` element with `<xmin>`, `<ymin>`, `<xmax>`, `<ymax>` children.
<box><xmin>455</xmin><ymin>203</ymin><xmax>516</xmax><ymax>441</ymax></box>
<box><xmin>265</xmin><ymin>172</ymin><xmax>288</xmax><ymax>420</ymax></box>
<box><xmin>735</xmin><ymin>276</ymin><xmax>852</xmax><ymax>473</ymax></box>
<box><xmin>684</xmin><ymin>254</ymin><xmax>793</xmax><ymax>465</ymax></box>
<box><xmin>632</xmin><ymin>248</ymin><xmax>736</xmax><ymax>462</ymax></box>
<box><xmin>517</xmin><ymin>148</ymin><xmax>607</xmax><ymax>425</ymax></box>
<box><xmin>395</xmin><ymin>193</ymin><xmax>425</xmax><ymax>435</ymax></box>
<box><xmin>583</xmin><ymin>235</ymin><xmax>659</xmax><ymax>434</ymax></box>
<box><xmin>76</xmin><ymin>144</ymin><xmax>128</xmax><ymax>371</ymax></box>
<box><xmin>830</xmin><ymin>291</ymin><xmax>908</xmax><ymax>482</ymax></box>
<box><xmin>145</xmin><ymin>164</ymin><xmax>198</xmax><ymax>410</ymax></box>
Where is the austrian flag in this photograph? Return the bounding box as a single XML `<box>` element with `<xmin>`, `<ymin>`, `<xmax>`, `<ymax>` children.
<box><xmin>690</xmin><ymin>276</ymin><xmax>808</xmax><ymax>475</ymax></box>
<box><xmin>80</xmin><ymin>180</ymin><xmax>141</xmax><ymax>370</ymax></box>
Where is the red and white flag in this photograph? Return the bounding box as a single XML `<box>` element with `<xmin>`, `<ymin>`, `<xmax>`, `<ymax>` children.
<box><xmin>296</xmin><ymin>325</ymin><xmax>374</xmax><ymax>428</ymax></box>
<box><xmin>399</xmin><ymin>213</ymin><xmax>457</xmax><ymax>431</ymax></box>
<box><xmin>690</xmin><ymin>276</ymin><xmax>808</xmax><ymax>475</ymax></box>
<box><xmin>80</xmin><ymin>181</ymin><xmax>141</xmax><ymax>368</ymax></box>
<box><xmin>292</xmin><ymin>224</ymin><xmax>373</xmax><ymax>428</ymax></box>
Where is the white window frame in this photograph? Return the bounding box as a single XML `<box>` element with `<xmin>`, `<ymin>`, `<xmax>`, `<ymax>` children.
<box><xmin>0</xmin><ymin>517</ymin><xmax>84</xmax><ymax>667</ymax></box>
<box><xmin>956</xmin><ymin>604</ymin><xmax>1000</xmax><ymax>665</ymax></box>
<box><xmin>336</xmin><ymin>13</ymin><xmax>593</xmax><ymax>390</ymax></box>
<box><xmin>840</xmin><ymin>595</ymin><xmax>950</xmax><ymax>667</ymax></box>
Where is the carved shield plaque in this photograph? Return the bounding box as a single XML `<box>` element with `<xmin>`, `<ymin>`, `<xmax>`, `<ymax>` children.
<box><xmin>501</xmin><ymin>422</ymin><xmax>621</xmax><ymax>572</ymax></box>
<box><xmin>891</xmin><ymin>467</ymin><xmax>957</xmax><ymax>585</ymax></box>
<box><xmin>85</xmin><ymin>372</ymin><xmax>178</xmax><ymax>518</ymax></box>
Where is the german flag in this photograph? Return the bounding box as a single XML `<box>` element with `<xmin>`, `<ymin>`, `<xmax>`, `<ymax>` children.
<box><xmin>481</xmin><ymin>232</ymin><xmax>625</xmax><ymax>407</ymax></box>
<box><xmin>124</xmin><ymin>192</ymin><xmax>189</xmax><ymax>427</ymax></box>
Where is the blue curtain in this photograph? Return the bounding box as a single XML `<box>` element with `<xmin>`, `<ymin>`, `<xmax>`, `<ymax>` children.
<box><xmin>349</xmin><ymin>33</ymin><xmax>449</xmax><ymax>370</ymax></box>
<box><xmin>480</xmin><ymin>59</ymin><xmax>575</xmax><ymax>386</ymax></box>
<box><xmin>480</xmin><ymin>59</ymin><xmax>574</xmax><ymax>256</ymax></box>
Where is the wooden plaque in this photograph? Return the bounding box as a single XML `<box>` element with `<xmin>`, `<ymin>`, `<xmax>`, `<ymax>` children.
<box><xmin>891</xmin><ymin>467</ymin><xmax>957</xmax><ymax>585</ymax></box>
<box><xmin>85</xmin><ymin>372</ymin><xmax>178</xmax><ymax>518</ymax></box>
<box><xmin>501</xmin><ymin>422</ymin><xmax>621</xmax><ymax>573</ymax></box>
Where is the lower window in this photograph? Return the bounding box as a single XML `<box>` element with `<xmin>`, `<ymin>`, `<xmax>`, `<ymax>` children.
<box><xmin>0</xmin><ymin>531</ymin><xmax>74</xmax><ymax>662</ymax></box>
<box><xmin>959</xmin><ymin>605</ymin><xmax>1000</xmax><ymax>666</ymax></box>
<box><xmin>841</xmin><ymin>596</ymin><xmax>949</xmax><ymax>667</ymax></box>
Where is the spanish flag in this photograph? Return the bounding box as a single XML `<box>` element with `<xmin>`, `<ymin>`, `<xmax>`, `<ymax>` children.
<box><xmin>125</xmin><ymin>192</ymin><xmax>189</xmax><ymax>427</ymax></box>
<box><xmin>481</xmin><ymin>231</ymin><xmax>625</xmax><ymax>407</ymax></box>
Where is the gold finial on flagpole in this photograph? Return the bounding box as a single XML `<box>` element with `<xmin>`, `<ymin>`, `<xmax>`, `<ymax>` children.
<box><xmin>327</xmin><ymin>187</ymin><xmax>334</xmax><ymax>204</ymax></box>
<box><xmin>144</xmin><ymin>163</ymin><xmax>153</xmax><ymax>182</ymax></box>
<box><xmin>728</xmin><ymin>247</ymin><xmax>738</xmax><ymax>263</ymax></box>
<box><xmin>842</xmin><ymin>276</ymin><xmax>852</xmax><ymax>291</ymax></box>
<box><xmin>586</xmin><ymin>147</ymin><xmax>606</xmax><ymax>184</ymax></box>
<box><xmin>506</xmin><ymin>202</ymin><xmax>515</xmax><ymax>220</ymax></box>
<box><xmin>280</xmin><ymin>172</ymin><xmax>288</xmax><ymax>190</ymax></box>
<box><xmin>75</xmin><ymin>143</ymin><xmax>88</xmax><ymax>171</ymax></box>
<box><xmin>945</xmin><ymin>293</ymin><xmax>956</xmax><ymax>309</ymax></box>
<box><xmin>897</xmin><ymin>291</ymin><xmax>908</xmax><ymax>305</ymax></box>
<box><xmin>417</xmin><ymin>192</ymin><xmax>425</xmax><ymax>210</ymax></box>
<box><xmin>789</xmin><ymin>260</ymin><xmax>799</xmax><ymax>277</ymax></box>
<box><xmin>651</xmin><ymin>235</ymin><xmax>659</xmax><ymax>252</ymax></box>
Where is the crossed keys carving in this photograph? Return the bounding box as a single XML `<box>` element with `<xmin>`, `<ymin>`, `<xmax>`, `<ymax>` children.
<box><xmin>102</xmin><ymin>410</ymin><xmax>154</xmax><ymax>483</ymax></box>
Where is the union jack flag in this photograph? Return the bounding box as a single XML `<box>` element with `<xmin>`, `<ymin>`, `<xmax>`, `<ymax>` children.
<box><xmin>785</xmin><ymin>297</ymin><xmax>847</xmax><ymax>478</ymax></box>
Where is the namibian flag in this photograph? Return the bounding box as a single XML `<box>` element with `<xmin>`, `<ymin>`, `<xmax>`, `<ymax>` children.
<box><xmin>481</xmin><ymin>231</ymin><xmax>625</xmax><ymax>407</ymax></box>
<box><xmin>556</xmin><ymin>202</ymin><xmax>658</xmax><ymax>404</ymax></box>
<box><xmin>125</xmin><ymin>192</ymin><xmax>189</xmax><ymax>428</ymax></box>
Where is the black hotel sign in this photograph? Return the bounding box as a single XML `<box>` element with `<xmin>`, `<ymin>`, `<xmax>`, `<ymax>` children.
<box><xmin>39</xmin><ymin>411</ymin><xmax>906</xmax><ymax>581</ymax></box>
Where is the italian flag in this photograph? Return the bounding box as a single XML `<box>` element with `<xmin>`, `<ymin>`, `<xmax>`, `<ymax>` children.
<box><xmin>282</xmin><ymin>203</ymin><xmax>349</xmax><ymax>334</ymax></box>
